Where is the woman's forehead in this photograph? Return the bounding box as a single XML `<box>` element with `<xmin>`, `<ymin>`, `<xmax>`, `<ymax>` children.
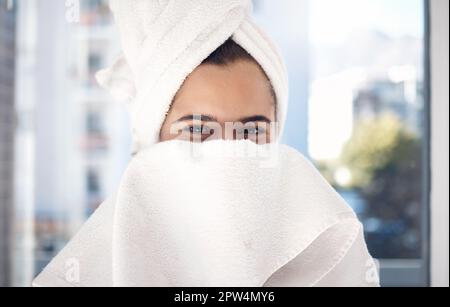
<box><xmin>170</xmin><ymin>61</ymin><xmax>275</xmax><ymax>117</ymax></box>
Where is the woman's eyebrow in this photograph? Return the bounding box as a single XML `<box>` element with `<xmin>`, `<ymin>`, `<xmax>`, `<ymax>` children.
<box><xmin>174</xmin><ymin>114</ymin><xmax>272</xmax><ymax>123</ymax></box>
<box><xmin>174</xmin><ymin>114</ymin><xmax>218</xmax><ymax>123</ymax></box>
<box><xmin>238</xmin><ymin>115</ymin><xmax>272</xmax><ymax>124</ymax></box>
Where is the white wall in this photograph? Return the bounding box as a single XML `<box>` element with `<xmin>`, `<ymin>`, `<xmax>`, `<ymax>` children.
<box><xmin>430</xmin><ymin>0</ymin><xmax>449</xmax><ymax>288</ymax></box>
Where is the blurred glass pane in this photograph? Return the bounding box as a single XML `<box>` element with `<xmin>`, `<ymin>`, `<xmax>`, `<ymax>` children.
<box><xmin>307</xmin><ymin>0</ymin><xmax>426</xmax><ymax>259</ymax></box>
<box><xmin>0</xmin><ymin>0</ymin><xmax>16</xmax><ymax>287</ymax></box>
<box><xmin>12</xmin><ymin>0</ymin><xmax>131</xmax><ymax>286</ymax></box>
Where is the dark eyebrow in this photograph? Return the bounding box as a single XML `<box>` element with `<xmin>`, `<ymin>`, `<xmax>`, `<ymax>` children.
<box><xmin>174</xmin><ymin>114</ymin><xmax>272</xmax><ymax>124</ymax></box>
<box><xmin>238</xmin><ymin>115</ymin><xmax>272</xmax><ymax>124</ymax></box>
<box><xmin>174</xmin><ymin>114</ymin><xmax>218</xmax><ymax>123</ymax></box>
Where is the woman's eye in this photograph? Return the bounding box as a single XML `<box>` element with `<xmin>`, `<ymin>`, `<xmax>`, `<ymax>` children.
<box><xmin>246</xmin><ymin>128</ymin><xmax>258</xmax><ymax>135</ymax></box>
<box><xmin>184</xmin><ymin>125</ymin><xmax>211</xmax><ymax>135</ymax></box>
<box><xmin>191</xmin><ymin>126</ymin><xmax>202</xmax><ymax>134</ymax></box>
<box><xmin>243</xmin><ymin>126</ymin><xmax>265</xmax><ymax>136</ymax></box>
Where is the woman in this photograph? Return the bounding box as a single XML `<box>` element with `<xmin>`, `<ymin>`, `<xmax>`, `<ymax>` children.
<box><xmin>159</xmin><ymin>38</ymin><xmax>278</xmax><ymax>146</ymax></box>
<box><xmin>33</xmin><ymin>0</ymin><xmax>379</xmax><ymax>287</ymax></box>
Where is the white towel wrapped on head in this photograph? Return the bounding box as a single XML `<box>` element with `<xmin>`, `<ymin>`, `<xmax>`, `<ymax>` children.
<box><xmin>95</xmin><ymin>0</ymin><xmax>289</xmax><ymax>154</ymax></box>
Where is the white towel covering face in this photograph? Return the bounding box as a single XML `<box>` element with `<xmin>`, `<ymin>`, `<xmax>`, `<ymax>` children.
<box><xmin>33</xmin><ymin>140</ymin><xmax>379</xmax><ymax>287</ymax></box>
<box><xmin>95</xmin><ymin>0</ymin><xmax>289</xmax><ymax>154</ymax></box>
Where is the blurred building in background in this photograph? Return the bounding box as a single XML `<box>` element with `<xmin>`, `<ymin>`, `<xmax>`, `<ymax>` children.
<box><xmin>0</xmin><ymin>0</ymin><xmax>16</xmax><ymax>287</ymax></box>
<box><xmin>70</xmin><ymin>0</ymin><xmax>128</xmax><ymax>216</ymax></box>
<box><xmin>353</xmin><ymin>66</ymin><xmax>423</xmax><ymax>135</ymax></box>
<box><xmin>10</xmin><ymin>0</ymin><xmax>130</xmax><ymax>285</ymax></box>
<box><xmin>307</xmin><ymin>25</ymin><xmax>425</xmax><ymax>261</ymax></box>
<box><xmin>31</xmin><ymin>0</ymin><xmax>129</xmax><ymax>276</ymax></box>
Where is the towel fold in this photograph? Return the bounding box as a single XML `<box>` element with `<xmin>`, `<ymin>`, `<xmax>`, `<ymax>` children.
<box><xmin>95</xmin><ymin>0</ymin><xmax>289</xmax><ymax>154</ymax></box>
<box><xmin>33</xmin><ymin>140</ymin><xmax>379</xmax><ymax>287</ymax></box>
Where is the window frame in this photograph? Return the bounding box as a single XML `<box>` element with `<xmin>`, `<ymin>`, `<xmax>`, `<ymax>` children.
<box><xmin>429</xmin><ymin>0</ymin><xmax>449</xmax><ymax>288</ymax></box>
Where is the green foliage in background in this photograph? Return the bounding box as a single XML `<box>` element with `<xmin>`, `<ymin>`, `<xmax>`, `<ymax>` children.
<box><xmin>341</xmin><ymin>114</ymin><xmax>421</xmax><ymax>191</ymax></box>
<box><xmin>318</xmin><ymin>113</ymin><xmax>423</xmax><ymax>258</ymax></box>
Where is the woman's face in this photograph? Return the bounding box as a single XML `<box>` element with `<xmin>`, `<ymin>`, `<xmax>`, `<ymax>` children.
<box><xmin>159</xmin><ymin>59</ymin><xmax>276</xmax><ymax>144</ymax></box>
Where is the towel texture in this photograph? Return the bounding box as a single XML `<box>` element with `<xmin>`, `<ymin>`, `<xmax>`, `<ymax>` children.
<box><xmin>33</xmin><ymin>140</ymin><xmax>379</xmax><ymax>287</ymax></box>
<box><xmin>95</xmin><ymin>0</ymin><xmax>289</xmax><ymax>154</ymax></box>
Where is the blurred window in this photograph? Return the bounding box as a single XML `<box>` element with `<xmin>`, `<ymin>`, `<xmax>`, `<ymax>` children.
<box><xmin>4</xmin><ymin>0</ymin><xmax>429</xmax><ymax>287</ymax></box>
